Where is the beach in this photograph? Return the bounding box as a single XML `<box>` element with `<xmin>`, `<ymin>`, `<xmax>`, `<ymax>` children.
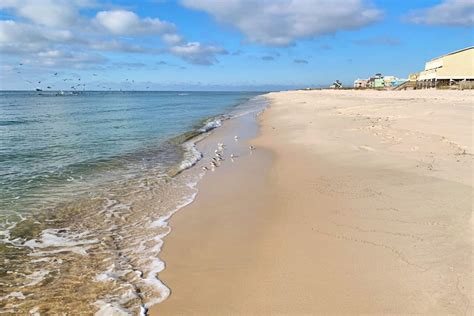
<box><xmin>151</xmin><ymin>89</ymin><xmax>473</xmax><ymax>315</ymax></box>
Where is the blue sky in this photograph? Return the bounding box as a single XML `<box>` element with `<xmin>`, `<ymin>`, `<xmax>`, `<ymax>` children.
<box><xmin>0</xmin><ymin>0</ymin><xmax>472</xmax><ymax>90</ymax></box>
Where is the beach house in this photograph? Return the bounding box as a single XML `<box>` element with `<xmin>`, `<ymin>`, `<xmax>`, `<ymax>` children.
<box><xmin>353</xmin><ymin>79</ymin><xmax>368</xmax><ymax>88</ymax></box>
<box><xmin>367</xmin><ymin>74</ymin><xmax>384</xmax><ymax>88</ymax></box>
<box><xmin>354</xmin><ymin>74</ymin><xmax>407</xmax><ymax>89</ymax></box>
<box><xmin>417</xmin><ymin>46</ymin><xmax>474</xmax><ymax>89</ymax></box>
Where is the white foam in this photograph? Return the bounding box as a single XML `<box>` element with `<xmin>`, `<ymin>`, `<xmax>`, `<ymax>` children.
<box><xmin>24</xmin><ymin>229</ymin><xmax>98</xmax><ymax>256</ymax></box>
<box><xmin>141</xmin><ymin>190</ymin><xmax>199</xmax><ymax>308</ymax></box>
<box><xmin>198</xmin><ymin>118</ymin><xmax>222</xmax><ymax>133</ymax></box>
<box><xmin>94</xmin><ymin>265</ymin><xmax>120</xmax><ymax>282</ymax></box>
<box><xmin>24</xmin><ymin>269</ymin><xmax>50</xmax><ymax>286</ymax></box>
<box><xmin>94</xmin><ymin>300</ymin><xmax>130</xmax><ymax>316</ymax></box>
<box><xmin>178</xmin><ymin>141</ymin><xmax>203</xmax><ymax>171</ymax></box>
<box><xmin>0</xmin><ymin>291</ymin><xmax>25</xmax><ymax>301</ymax></box>
<box><xmin>92</xmin><ymin>190</ymin><xmax>199</xmax><ymax>313</ymax></box>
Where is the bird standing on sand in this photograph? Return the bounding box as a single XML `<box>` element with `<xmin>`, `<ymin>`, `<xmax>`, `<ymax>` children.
<box><xmin>234</xmin><ymin>136</ymin><xmax>239</xmax><ymax>141</ymax></box>
<box><xmin>249</xmin><ymin>146</ymin><xmax>256</xmax><ymax>150</ymax></box>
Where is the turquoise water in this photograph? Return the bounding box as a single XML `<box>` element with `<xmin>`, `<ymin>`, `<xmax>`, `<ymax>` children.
<box><xmin>0</xmin><ymin>91</ymin><xmax>259</xmax><ymax>217</ymax></box>
<box><xmin>0</xmin><ymin>91</ymin><xmax>264</xmax><ymax>314</ymax></box>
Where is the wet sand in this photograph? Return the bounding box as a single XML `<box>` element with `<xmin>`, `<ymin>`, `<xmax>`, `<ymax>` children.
<box><xmin>151</xmin><ymin>90</ymin><xmax>473</xmax><ymax>315</ymax></box>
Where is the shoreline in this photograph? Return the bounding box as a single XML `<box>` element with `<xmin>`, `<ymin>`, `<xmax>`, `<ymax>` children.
<box><xmin>0</xmin><ymin>93</ymin><xmax>266</xmax><ymax>315</ymax></box>
<box><xmin>150</xmin><ymin>89</ymin><xmax>472</xmax><ymax>315</ymax></box>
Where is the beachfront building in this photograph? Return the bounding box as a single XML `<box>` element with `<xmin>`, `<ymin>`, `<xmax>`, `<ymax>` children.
<box><xmin>417</xmin><ymin>46</ymin><xmax>474</xmax><ymax>89</ymax></box>
<box><xmin>367</xmin><ymin>73</ymin><xmax>384</xmax><ymax>88</ymax></box>
<box><xmin>329</xmin><ymin>80</ymin><xmax>343</xmax><ymax>89</ymax></box>
<box><xmin>353</xmin><ymin>79</ymin><xmax>368</xmax><ymax>88</ymax></box>
<box><xmin>355</xmin><ymin>73</ymin><xmax>407</xmax><ymax>89</ymax></box>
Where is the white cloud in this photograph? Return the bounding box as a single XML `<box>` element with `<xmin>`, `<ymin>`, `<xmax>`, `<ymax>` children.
<box><xmin>169</xmin><ymin>42</ymin><xmax>227</xmax><ymax>65</ymax></box>
<box><xmin>24</xmin><ymin>49</ymin><xmax>107</xmax><ymax>68</ymax></box>
<box><xmin>180</xmin><ymin>0</ymin><xmax>382</xmax><ymax>46</ymax></box>
<box><xmin>0</xmin><ymin>20</ymin><xmax>74</xmax><ymax>53</ymax></box>
<box><xmin>94</xmin><ymin>10</ymin><xmax>175</xmax><ymax>35</ymax></box>
<box><xmin>87</xmin><ymin>40</ymin><xmax>148</xmax><ymax>53</ymax></box>
<box><xmin>162</xmin><ymin>33</ymin><xmax>184</xmax><ymax>45</ymax></box>
<box><xmin>406</xmin><ymin>0</ymin><xmax>474</xmax><ymax>26</ymax></box>
<box><xmin>0</xmin><ymin>4</ymin><xmax>227</xmax><ymax>68</ymax></box>
<box><xmin>0</xmin><ymin>0</ymin><xmax>93</xmax><ymax>28</ymax></box>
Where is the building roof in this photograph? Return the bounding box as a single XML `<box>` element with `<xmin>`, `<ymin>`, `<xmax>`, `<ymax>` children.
<box><xmin>429</xmin><ymin>46</ymin><xmax>474</xmax><ymax>62</ymax></box>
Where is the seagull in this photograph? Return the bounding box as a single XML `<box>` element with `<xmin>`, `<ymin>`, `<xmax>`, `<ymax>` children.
<box><xmin>249</xmin><ymin>146</ymin><xmax>256</xmax><ymax>150</ymax></box>
<box><xmin>202</xmin><ymin>166</ymin><xmax>209</xmax><ymax>171</ymax></box>
<box><xmin>230</xmin><ymin>154</ymin><xmax>237</xmax><ymax>159</ymax></box>
<box><xmin>234</xmin><ymin>136</ymin><xmax>239</xmax><ymax>141</ymax></box>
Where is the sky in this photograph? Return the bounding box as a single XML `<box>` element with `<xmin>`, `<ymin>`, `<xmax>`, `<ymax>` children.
<box><xmin>0</xmin><ymin>0</ymin><xmax>473</xmax><ymax>91</ymax></box>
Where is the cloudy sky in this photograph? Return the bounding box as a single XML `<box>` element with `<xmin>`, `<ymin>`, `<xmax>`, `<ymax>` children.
<box><xmin>0</xmin><ymin>0</ymin><xmax>472</xmax><ymax>90</ymax></box>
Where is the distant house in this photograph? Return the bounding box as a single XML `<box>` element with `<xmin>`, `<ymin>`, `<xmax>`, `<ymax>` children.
<box><xmin>329</xmin><ymin>80</ymin><xmax>343</xmax><ymax>89</ymax></box>
<box><xmin>383</xmin><ymin>76</ymin><xmax>408</xmax><ymax>87</ymax></box>
<box><xmin>417</xmin><ymin>46</ymin><xmax>474</xmax><ymax>88</ymax></box>
<box><xmin>357</xmin><ymin>73</ymin><xmax>406</xmax><ymax>89</ymax></box>
<box><xmin>367</xmin><ymin>73</ymin><xmax>384</xmax><ymax>88</ymax></box>
<box><xmin>353</xmin><ymin>79</ymin><xmax>368</xmax><ymax>88</ymax></box>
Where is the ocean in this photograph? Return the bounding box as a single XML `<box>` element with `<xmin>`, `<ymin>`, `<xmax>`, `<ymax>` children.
<box><xmin>0</xmin><ymin>91</ymin><xmax>265</xmax><ymax>315</ymax></box>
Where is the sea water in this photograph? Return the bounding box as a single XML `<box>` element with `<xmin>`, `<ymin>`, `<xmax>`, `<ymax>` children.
<box><xmin>0</xmin><ymin>91</ymin><xmax>264</xmax><ymax>315</ymax></box>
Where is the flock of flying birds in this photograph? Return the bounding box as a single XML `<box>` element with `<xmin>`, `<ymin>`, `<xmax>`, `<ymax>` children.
<box><xmin>14</xmin><ymin>63</ymin><xmax>151</xmax><ymax>92</ymax></box>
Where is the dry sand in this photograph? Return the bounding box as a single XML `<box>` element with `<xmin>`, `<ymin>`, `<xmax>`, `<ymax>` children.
<box><xmin>151</xmin><ymin>89</ymin><xmax>473</xmax><ymax>315</ymax></box>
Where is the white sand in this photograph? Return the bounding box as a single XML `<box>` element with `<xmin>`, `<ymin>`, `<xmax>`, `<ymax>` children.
<box><xmin>152</xmin><ymin>89</ymin><xmax>473</xmax><ymax>315</ymax></box>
